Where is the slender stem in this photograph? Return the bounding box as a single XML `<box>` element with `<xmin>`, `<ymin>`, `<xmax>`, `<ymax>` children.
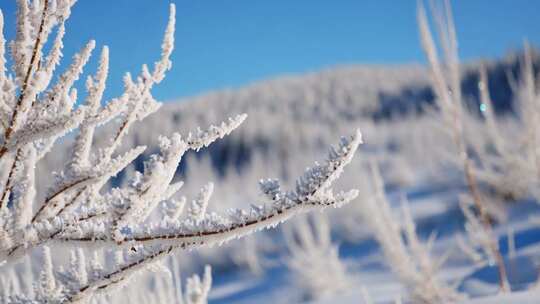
<box><xmin>54</xmin><ymin>186</ymin><xmax>85</xmax><ymax>218</ymax></box>
<box><xmin>65</xmin><ymin>245</ymin><xmax>176</xmax><ymax>303</ymax></box>
<box><xmin>0</xmin><ymin>0</ymin><xmax>48</xmax><ymax>159</ymax></box>
<box><xmin>464</xmin><ymin>160</ymin><xmax>509</xmax><ymax>292</ymax></box>
<box><xmin>5</xmin><ymin>210</ymin><xmax>108</xmax><ymax>258</ymax></box>
<box><xmin>57</xmin><ymin>198</ymin><xmax>337</xmax><ymax>244</ymax></box>
<box><xmin>31</xmin><ymin>176</ymin><xmax>92</xmax><ymax>223</ymax></box>
<box><xmin>0</xmin><ymin>150</ymin><xmax>21</xmax><ymax>209</ymax></box>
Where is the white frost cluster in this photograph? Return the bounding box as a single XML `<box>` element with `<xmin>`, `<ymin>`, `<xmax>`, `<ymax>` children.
<box><xmin>417</xmin><ymin>0</ymin><xmax>512</xmax><ymax>293</ymax></box>
<box><xmin>184</xmin><ymin>265</ymin><xmax>212</xmax><ymax>304</ymax></box>
<box><xmin>419</xmin><ymin>0</ymin><xmax>540</xmax><ymax>203</ymax></box>
<box><xmin>0</xmin><ymin>1</ymin><xmax>362</xmax><ymax>302</ymax></box>
<box><xmin>471</xmin><ymin>45</ymin><xmax>540</xmax><ymax>202</ymax></box>
<box><xmin>360</xmin><ymin>161</ymin><xmax>462</xmax><ymax>303</ymax></box>
<box><xmin>284</xmin><ymin>214</ymin><xmax>351</xmax><ymax>301</ymax></box>
<box><xmin>456</xmin><ymin>195</ymin><xmax>510</xmax><ymax>291</ymax></box>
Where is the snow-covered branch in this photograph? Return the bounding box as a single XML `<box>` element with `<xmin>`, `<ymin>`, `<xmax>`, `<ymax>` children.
<box><xmin>284</xmin><ymin>214</ymin><xmax>351</xmax><ymax>300</ymax></box>
<box><xmin>0</xmin><ymin>1</ymin><xmax>362</xmax><ymax>302</ymax></box>
<box><xmin>359</xmin><ymin>161</ymin><xmax>462</xmax><ymax>303</ymax></box>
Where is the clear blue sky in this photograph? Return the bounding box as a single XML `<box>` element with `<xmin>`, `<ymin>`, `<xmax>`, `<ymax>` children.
<box><xmin>1</xmin><ymin>0</ymin><xmax>539</xmax><ymax>102</ymax></box>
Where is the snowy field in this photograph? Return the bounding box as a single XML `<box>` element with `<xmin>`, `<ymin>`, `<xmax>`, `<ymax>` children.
<box><xmin>206</xmin><ymin>181</ymin><xmax>540</xmax><ymax>303</ymax></box>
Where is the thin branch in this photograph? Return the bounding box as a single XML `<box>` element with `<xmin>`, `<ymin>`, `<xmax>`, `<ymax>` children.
<box><xmin>0</xmin><ymin>151</ymin><xmax>19</xmax><ymax>209</ymax></box>
<box><xmin>0</xmin><ymin>0</ymin><xmax>49</xmax><ymax>159</ymax></box>
<box><xmin>31</xmin><ymin>176</ymin><xmax>93</xmax><ymax>223</ymax></box>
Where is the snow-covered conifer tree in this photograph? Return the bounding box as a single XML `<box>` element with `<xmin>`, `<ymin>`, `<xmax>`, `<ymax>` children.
<box><xmin>0</xmin><ymin>1</ymin><xmax>362</xmax><ymax>302</ymax></box>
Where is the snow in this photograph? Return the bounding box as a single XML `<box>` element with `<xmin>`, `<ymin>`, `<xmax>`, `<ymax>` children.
<box><xmin>203</xmin><ymin>181</ymin><xmax>540</xmax><ymax>303</ymax></box>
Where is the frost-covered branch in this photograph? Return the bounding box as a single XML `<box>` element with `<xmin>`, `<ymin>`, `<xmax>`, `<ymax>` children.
<box><xmin>417</xmin><ymin>0</ymin><xmax>509</xmax><ymax>292</ymax></box>
<box><xmin>0</xmin><ymin>1</ymin><xmax>362</xmax><ymax>302</ymax></box>
<box><xmin>457</xmin><ymin>195</ymin><xmax>510</xmax><ymax>291</ymax></box>
<box><xmin>359</xmin><ymin>161</ymin><xmax>462</xmax><ymax>303</ymax></box>
<box><xmin>284</xmin><ymin>214</ymin><xmax>351</xmax><ymax>300</ymax></box>
<box><xmin>48</xmin><ymin>130</ymin><xmax>361</xmax><ymax>248</ymax></box>
<box><xmin>471</xmin><ymin>46</ymin><xmax>540</xmax><ymax>201</ymax></box>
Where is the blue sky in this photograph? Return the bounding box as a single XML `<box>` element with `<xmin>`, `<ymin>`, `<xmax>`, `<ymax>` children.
<box><xmin>1</xmin><ymin>0</ymin><xmax>539</xmax><ymax>102</ymax></box>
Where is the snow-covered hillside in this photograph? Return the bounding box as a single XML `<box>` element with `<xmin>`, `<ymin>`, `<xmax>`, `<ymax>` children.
<box><xmin>39</xmin><ymin>51</ymin><xmax>538</xmax><ymax>198</ymax></box>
